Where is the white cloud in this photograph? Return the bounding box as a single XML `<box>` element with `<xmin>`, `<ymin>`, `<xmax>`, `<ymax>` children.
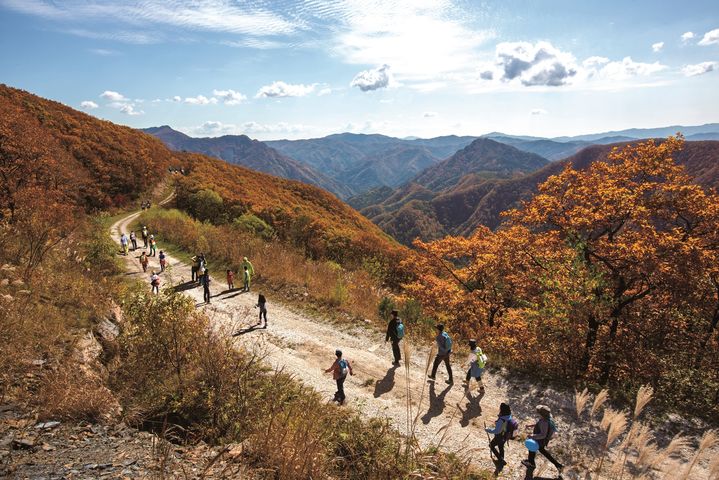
<box><xmin>119</xmin><ymin>104</ymin><xmax>144</xmax><ymax>116</ymax></box>
<box><xmin>531</xmin><ymin>108</ymin><xmax>547</xmax><ymax>115</ymax></box>
<box><xmin>184</xmin><ymin>95</ymin><xmax>218</xmax><ymax>105</ymax></box>
<box><xmin>317</xmin><ymin>87</ymin><xmax>332</xmax><ymax>96</ymax></box>
<box><xmin>698</xmin><ymin>28</ymin><xmax>719</xmax><ymax>46</ymax></box>
<box><xmin>590</xmin><ymin>57</ymin><xmax>667</xmax><ymax>81</ymax></box>
<box><xmin>492</xmin><ymin>41</ymin><xmax>578</xmax><ymax>86</ymax></box>
<box><xmin>88</xmin><ymin>48</ymin><xmax>118</xmax><ymax>56</ymax></box>
<box><xmin>100</xmin><ymin>90</ymin><xmax>126</xmax><ymax>102</ymax></box>
<box><xmin>255</xmin><ymin>81</ymin><xmax>315</xmax><ymax>98</ymax></box>
<box><xmin>212</xmin><ymin>89</ymin><xmax>246</xmax><ymax>105</ymax></box>
<box><xmin>681</xmin><ymin>31</ymin><xmax>695</xmax><ymax>43</ymax></box>
<box><xmin>423</xmin><ymin>111</ymin><xmax>437</xmax><ymax>118</ymax></box>
<box><xmin>186</xmin><ymin>120</ymin><xmax>308</xmax><ymax>137</ymax></box>
<box><xmin>350</xmin><ymin>64</ymin><xmax>393</xmax><ymax>91</ymax></box>
<box><xmin>80</xmin><ymin>100</ymin><xmax>98</xmax><ymax>109</ymax></box>
<box><xmin>172</xmin><ymin>95</ymin><xmax>182</xmax><ymax>102</ymax></box>
<box><xmin>682</xmin><ymin>61</ymin><xmax>717</xmax><ymax>77</ymax></box>
<box><xmin>651</xmin><ymin>41</ymin><xmax>664</xmax><ymax>52</ymax></box>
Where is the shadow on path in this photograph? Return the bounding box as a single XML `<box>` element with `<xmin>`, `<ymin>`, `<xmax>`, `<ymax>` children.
<box><xmin>459</xmin><ymin>388</ymin><xmax>484</xmax><ymax>427</ymax></box>
<box><xmin>232</xmin><ymin>325</ymin><xmax>265</xmax><ymax>337</ymax></box>
<box><xmin>173</xmin><ymin>281</ymin><xmax>199</xmax><ymax>293</ymax></box>
<box><xmin>373</xmin><ymin>365</ymin><xmax>398</xmax><ymax>398</ymax></box>
<box><xmin>421</xmin><ymin>381</ymin><xmax>452</xmax><ymax>424</ymax></box>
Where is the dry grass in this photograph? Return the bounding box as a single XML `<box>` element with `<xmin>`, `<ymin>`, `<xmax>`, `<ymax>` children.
<box><xmin>591</xmin><ymin>388</ymin><xmax>609</xmax><ymax>419</ymax></box>
<box><xmin>575</xmin><ymin>387</ymin><xmax>590</xmax><ymax>419</ymax></box>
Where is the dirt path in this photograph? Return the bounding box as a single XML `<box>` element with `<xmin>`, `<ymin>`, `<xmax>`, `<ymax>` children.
<box><xmin>110</xmin><ymin>206</ymin><xmax>712</xmax><ymax>480</ymax></box>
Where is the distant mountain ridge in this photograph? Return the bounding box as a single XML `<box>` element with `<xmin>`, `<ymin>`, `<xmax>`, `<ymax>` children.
<box><xmin>142</xmin><ymin>126</ymin><xmax>353</xmax><ymax>199</ymax></box>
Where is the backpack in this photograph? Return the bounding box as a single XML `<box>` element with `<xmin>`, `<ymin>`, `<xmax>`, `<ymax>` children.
<box><xmin>503</xmin><ymin>417</ymin><xmax>519</xmax><ymax>441</ymax></box>
<box><xmin>396</xmin><ymin>322</ymin><xmax>405</xmax><ymax>339</ymax></box>
<box><xmin>546</xmin><ymin>418</ymin><xmax>558</xmax><ymax>441</ymax></box>
<box><xmin>338</xmin><ymin>359</ymin><xmax>349</xmax><ymax>377</ymax></box>
<box><xmin>442</xmin><ymin>331</ymin><xmax>452</xmax><ymax>351</ymax></box>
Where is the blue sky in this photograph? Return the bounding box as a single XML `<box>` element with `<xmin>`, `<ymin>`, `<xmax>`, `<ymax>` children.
<box><xmin>1</xmin><ymin>0</ymin><xmax>718</xmax><ymax>140</ymax></box>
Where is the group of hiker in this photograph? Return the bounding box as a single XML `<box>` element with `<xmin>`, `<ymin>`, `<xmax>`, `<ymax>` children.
<box><xmin>120</xmin><ymin>226</ymin><xmax>164</xmax><ymax>295</ymax></box>
<box><xmin>189</xmin><ymin>254</ymin><xmax>255</xmax><ymax>305</ymax></box>
<box><xmin>327</xmin><ymin>310</ymin><xmax>563</xmax><ymax>478</ymax></box>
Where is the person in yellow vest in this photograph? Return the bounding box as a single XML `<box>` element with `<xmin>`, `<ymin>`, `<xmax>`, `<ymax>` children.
<box><xmin>465</xmin><ymin>339</ymin><xmax>486</xmax><ymax>394</ymax></box>
<box><xmin>242</xmin><ymin>256</ymin><xmax>254</xmax><ymax>277</ymax></box>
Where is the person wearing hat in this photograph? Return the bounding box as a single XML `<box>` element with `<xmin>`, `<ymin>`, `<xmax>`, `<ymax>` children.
<box><xmin>242</xmin><ymin>256</ymin><xmax>254</xmax><ymax>277</ymax></box>
<box><xmin>385</xmin><ymin>309</ymin><xmax>404</xmax><ymax>366</ymax></box>
<box><xmin>522</xmin><ymin>404</ymin><xmax>563</xmax><ymax>474</ymax></box>
<box><xmin>150</xmin><ymin>271</ymin><xmax>160</xmax><ymax>295</ymax></box>
<box><xmin>465</xmin><ymin>339</ymin><xmax>486</xmax><ymax>393</ymax></box>
<box><xmin>325</xmin><ymin>349</ymin><xmax>353</xmax><ymax>405</ymax></box>
<box><xmin>428</xmin><ymin>324</ymin><xmax>453</xmax><ymax>384</ymax></box>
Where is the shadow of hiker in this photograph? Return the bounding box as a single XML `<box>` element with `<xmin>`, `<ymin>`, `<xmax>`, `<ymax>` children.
<box><xmin>223</xmin><ymin>290</ymin><xmax>247</xmax><ymax>300</ymax></box>
<box><xmin>420</xmin><ymin>381</ymin><xmax>452</xmax><ymax>424</ymax></box>
<box><xmin>173</xmin><ymin>281</ymin><xmax>198</xmax><ymax>293</ymax></box>
<box><xmin>373</xmin><ymin>365</ymin><xmax>398</xmax><ymax>398</ymax></box>
<box><xmin>459</xmin><ymin>388</ymin><xmax>484</xmax><ymax>427</ymax></box>
<box><xmin>232</xmin><ymin>325</ymin><xmax>263</xmax><ymax>336</ymax></box>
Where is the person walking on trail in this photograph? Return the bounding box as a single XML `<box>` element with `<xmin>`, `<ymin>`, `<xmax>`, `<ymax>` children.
<box><xmin>149</xmin><ymin>235</ymin><xmax>157</xmax><ymax>257</ymax></box>
<box><xmin>150</xmin><ymin>271</ymin><xmax>160</xmax><ymax>295</ymax></box>
<box><xmin>522</xmin><ymin>405</ymin><xmax>563</xmax><ymax>475</ymax></box>
<box><xmin>256</xmin><ymin>293</ymin><xmax>268</xmax><ymax>328</ymax></box>
<box><xmin>242</xmin><ymin>265</ymin><xmax>251</xmax><ymax>292</ymax></box>
<box><xmin>226</xmin><ymin>269</ymin><xmax>235</xmax><ymax>290</ymax></box>
<box><xmin>242</xmin><ymin>256</ymin><xmax>254</xmax><ymax>277</ymax></box>
<box><xmin>139</xmin><ymin>251</ymin><xmax>149</xmax><ymax>273</ymax></box>
<box><xmin>141</xmin><ymin>226</ymin><xmax>149</xmax><ymax>248</ymax></box>
<box><xmin>385</xmin><ymin>309</ymin><xmax>404</xmax><ymax>366</ymax></box>
<box><xmin>129</xmin><ymin>231</ymin><xmax>137</xmax><ymax>251</ymax></box>
<box><xmin>120</xmin><ymin>233</ymin><xmax>129</xmax><ymax>256</ymax></box>
<box><xmin>159</xmin><ymin>250</ymin><xmax>166</xmax><ymax>272</ymax></box>
<box><xmin>202</xmin><ymin>269</ymin><xmax>212</xmax><ymax>304</ymax></box>
<box><xmin>198</xmin><ymin>255</ymin><xmax>206</xmax><ymax>287</ymax></box>
<box><xmin>465</xmin><ymin>339</ymin><xmax>487</xmax><ymax>393</ymax></box>
<box><xmin>485</xmin><ymin>402</ymin><xmax>515</xmax><ymax>474</ymax></box>
<box><xmin>325</xmin><ymin>349</ymin><xmax>353</xmax><ymax>405</ymax></box>
<box><xmin>191</xmin><ymin>255</ymin><xmax>200</xmax><ymax>282</ymax></box>
<box><xmin>428</xmin><ymin>324</ymin><xmax>453</xmax><ymax>384</ymax></box>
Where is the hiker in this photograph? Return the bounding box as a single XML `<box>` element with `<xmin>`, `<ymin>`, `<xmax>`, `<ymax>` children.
<box><xmin>191</xmin><ymin>255</ymin><xmax>200</xmax><ymax>282</ymax></box>
<box><xmin>120</xmin><ymin>233</ymin><xmax>129</xmax><ymax>255</ymax></box>
<box><xmin>159</xmin><ymin>250</ymin><xmax>166</xmax><ymax>272</ymax></box>
<box><xmin>141</xmin><ymin>225</ymin><xmax>149</xmax><ymax>248</ymax></box>
<box><xmin>385</xmin><ymin>309</ymin><xmax>404</xmax><ymax>366</ymax></box>
<box><xmin>325</xmin><ymin>349</ymin><xmax>353</xmax><ymax>405</ymax></box>
<box><xmin>242</xmin><ymin>256</ymin><xmax>254</xmax><ymax>277</ymax></box>
<box><xmin>202</xmin><ymin>269</ymin><xmax>211</xmax><ymax>303</ymax></box>
<box><xmin>485</xmin><ymin>402</ymin><xmax>515</xmax><ymax>473</ymax></box>
<box><xmin>243</xmin><ymin>265</ymin><xmax>251</xmax><ymax>292</ymax></box>
<box><xmin>129</xmin><ymin>231</ymin><xmax>137</xmax><ymax>250</ymax></box>
<box><xmin>150</xmin><ymin>271</ymin><xmax>160</xmax><ymax>295</ymax></box>
<box><xmin>465</xmin><ymin>339</ymin><xmax>486</xmax><ymax>393</ymax></box>
<box><xmin>522</xmin><ymin>405</ymin><xmax>563</xmax><ymax>475</ymax></box>
<box><xmin>149</xmin><ymin>235</ymin><xmax>157</xmax><ymax>256</ymax></box>
<box><xmin>256</xmin><ymin>293</ymin><xmax>268</xmax><ymax>328</ymax></box>
<box><xmin>226</xmin><ymin>269</ymin><xmax>234</xmax><ymax>290</ymax></box>
<box><xmin>198</xmin><ymin>255</ymin><xmax>207</xmax><ymax>287</ymax></box>
<box><xmin>139</xmin><ymin>251</ymin><xmax>149</xmax><ymax>273</ymax></box>
<box><xmin>428</xmin><ymin>324</ymin><xmax>453</xmax><ymax>384</ymax></box>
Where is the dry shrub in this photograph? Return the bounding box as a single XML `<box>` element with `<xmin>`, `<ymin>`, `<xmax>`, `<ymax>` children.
<box><xmin>37</xmin><ymin>365</ymin><xmax>117</xmax><ymax>422</ymax></box>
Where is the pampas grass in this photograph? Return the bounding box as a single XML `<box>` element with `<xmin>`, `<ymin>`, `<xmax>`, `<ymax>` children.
<box><xmin>633</xmin><ymin>385</ymin><xmax>653</xmax><ymax>419</ymax></box>
<box><xmin>591</xmin><ymin>388</ymin><xmax>609</xmax><ymax>419</ymax></box>
<box><xmin>575</xmin><ymin>387</ymin><xmax>590</xmax><ymax>419</ymax></box>
<box><xmin>679</xmin><ymin>429</ymin><xmax>718</xmax><ymax>480</ymax></box>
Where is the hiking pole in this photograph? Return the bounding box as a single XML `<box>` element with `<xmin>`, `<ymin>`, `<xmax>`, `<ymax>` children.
<box><xmin>484</xmin><ymin>421</ymin><xmax>496</xmax><ymax>461</ymax></box>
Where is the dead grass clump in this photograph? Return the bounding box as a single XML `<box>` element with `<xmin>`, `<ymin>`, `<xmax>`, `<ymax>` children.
<box><xmin>37</xmin><ymin>365</ymin><xmax>118</xmax><ymax>422</ymax></box>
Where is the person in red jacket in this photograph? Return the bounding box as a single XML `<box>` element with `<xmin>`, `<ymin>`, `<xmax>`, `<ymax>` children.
<box><xmin>324</xmin><ymin>349</ymin><xmax>353</xmax><ymax>405</ymax></box>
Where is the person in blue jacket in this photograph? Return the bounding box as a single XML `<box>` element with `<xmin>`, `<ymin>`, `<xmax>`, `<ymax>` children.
<box><xmin>485</xmin><ymin>402</ymin><xmax>513</xmax><ymax>473</ymax></box>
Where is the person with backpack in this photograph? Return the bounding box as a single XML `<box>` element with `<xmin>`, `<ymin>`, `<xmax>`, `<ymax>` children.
<box><xmin>150</xmin><ymin>271</ymin><xmax>160</xmax><ymax>295</ymax></box>
<box><xmin>159</xmin><ymin>250</ymin><xmax>166</xmax><ymax>272</ymax></box>
<box><xmin>202</xmin><ymin>269</ymin><xmax>212</xmax><ymax>304</ymax></box>
<box><xmin>149</xmin><ymin>235</ymin><xmax>157</xmax><ymax>256</ymax></box>
<box><xmin>428</xmin><ymin>324</ymin><xmax>453</xmax><ymax>384</ymax></box>
<box><xmin>191</xmin><ymin>255</ymin><xmax>200</xmax><ymax>282</ymax></box>
<box><xmin>120</xmin><ymin>233</ymin><xmax>129</xmax><ymax>255</ymax></box>
<box><xmin>226</xmin><ymin>269</ymin><xmax>235</xmax><ymax>290</ymax></box>
<box><xmin>242</xmin><ymin>265</ymin><xmax>251</xmax><ymax>292</ymax></box>
<box><xmin>522</xmin><ymin>405</ymin><xmax>563</xmax><ymax>475</ymax></box>
<box><xmin>242</xmin><ymin>256</ymin><xmax>254</xmax><ymax>277</ymax></box>
<box><xmin>325</xmin><ymin>349</ymin><xmax>353</xmax><ymax>405</ymax></box>
<box><xmin>141</xmin><ymin>226</ymin><xmax>149</xmax><ymax>248</ymax></box>
<box><xmin>465</xmin><ymin>339</ymin><xmax>487</xmax><ymax>393</ymax></box>
<box><xmin>485</xmin><ymin>402</ymin><xmax>516</xmax><ymax>474</ymax></box>
<box><xmin>139</xmin><ymin>251</ymin><xmax>149</xmax><ymax>273</ymax></box>
<box><xmin>256</xmin><ymin>293</ymin><xmax>268</xmax><ymax>328</ymax></box>
<box><xmin>198</xmin><ymin>257</ymin><xmax>207</xmax><ymax>287</ymax></box>
<box><xmin>385</xmin><ymin>309</ymin><xmax>404</xmax><ymax>366</ymax></box>
<box><xmin>129</xmin><ymin>231</ymin><xmax>137</xmax><ymax>251</ymax></box>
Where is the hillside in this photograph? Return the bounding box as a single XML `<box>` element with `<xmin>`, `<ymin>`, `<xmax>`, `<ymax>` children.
<box><xmin>1</xmin><ymin>84</ymin><xmax>175</xmax><ymax>212</ymax></box>
<box><xmin>412</xmin><ymin>137</ymin><xmax>549</xmax><ymax>191</ymax></box>
<box><xmin>143</xmin><ymin>126</ymin><xmax>352</xmax><ymax>199</ymax></box>
<box><xmin>360</xmin><ymin>140</ymin><xmax>719</xmax><ymax>244</ymax></box>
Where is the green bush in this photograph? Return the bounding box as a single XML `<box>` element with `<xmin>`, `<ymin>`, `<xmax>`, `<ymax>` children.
<box><xmin>233</xmin><ymin>213</ymin><xmax>275</xmax><ymax>240</ymax></box>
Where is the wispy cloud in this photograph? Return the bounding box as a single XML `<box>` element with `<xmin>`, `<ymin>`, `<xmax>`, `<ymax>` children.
<box><xmin>256</xmin><ymin>81</ymin><xmax>315</xmax><ymax>98</ymax></box>
<box><xmin>423</xmin><ymin>111</ymin><xmax>437</xmax><ymax>118</ymax></box>
<box><xmin>651</xmin><ymin>41</ymin><xmax>664</xmax><ymax>52</ymax></box>
<box><xmin>184</xmin><ymin>95</ymin><xmax>218</xmax><ymax>105</ymax></box>
<box><xmin>698</xmin><ymin>28</ymin><xmax>719</xmax><ymax>46</ymax></box>
<box><xmin>184</xmin><ymin>120</ymin><xmax>309</xmax><ymax>137</ymax></box>
<box><xmin>682</xmin><ymin>61</ymin><xmax>717</xmax><ymax>77</ymax></box>
<box><xmin>531</xmin><ymin>108</ymin><xmax>547</xmax><ymax>115</ymax></box>
<box><xmin>88</xmin><ymin>48</ymin><xmax>119</xmax><ymax>56</ymax></box>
